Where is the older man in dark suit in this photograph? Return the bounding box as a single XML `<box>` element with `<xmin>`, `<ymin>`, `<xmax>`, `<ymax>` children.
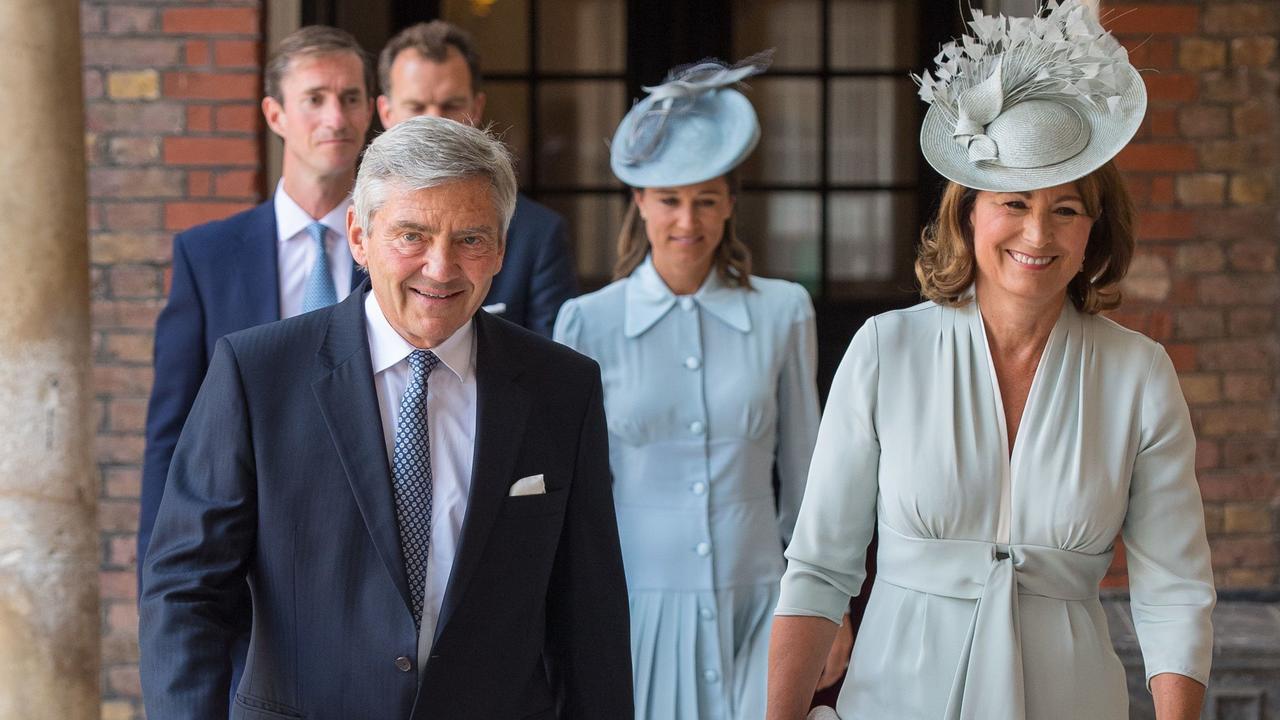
<box><xmin>140</xmin><ymin>116</ymin><xmax>631</xmax><ymax>719</ymax></box>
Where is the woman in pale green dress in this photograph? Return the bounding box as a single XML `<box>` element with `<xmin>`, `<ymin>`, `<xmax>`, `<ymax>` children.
<box><xmin>767</xmin><ymin>3</ymin><xmax>1215</xmax><ymax>720</ymax></box>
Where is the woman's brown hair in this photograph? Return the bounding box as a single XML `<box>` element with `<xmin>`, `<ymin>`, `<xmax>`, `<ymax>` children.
<box><xmin>612</xmin><ymin>173</ymin><xmax>753</xmax><ymax>288</ymax></box>
<box><xmin>914</xmin><ymin>160</ymin><xmax>1135</xmax><ymax>314</ymax></box>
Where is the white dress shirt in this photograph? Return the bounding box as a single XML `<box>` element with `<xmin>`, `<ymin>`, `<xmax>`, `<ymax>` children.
<box><xmin>274</xmin><ymin>180</ymin><xmax>355</xmax><ymax>318</ymax></box>
<box><xmin>363</xmin><ymin>291</ymin><xmax>476</xmax><ymax>675</ymax></box>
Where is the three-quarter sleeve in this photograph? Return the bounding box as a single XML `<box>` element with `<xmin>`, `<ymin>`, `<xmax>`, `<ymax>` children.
<box><xmin>1123</xmin><ymin>345</ymin><xmax>1216</xmax><ymax>687</ymax></box>
<box><xmin>776</xmin><ymin>318</ymin><xmax>881</xmax><ymax>624</ymax></box>
<box><xmin>773</xmin><ymin>285</ymin><xmax>821</xmax><ymax>546</ymax></box>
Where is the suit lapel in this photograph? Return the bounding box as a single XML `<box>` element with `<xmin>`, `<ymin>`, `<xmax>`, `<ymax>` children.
<box><xmin>311</xmin><ymin>280</ymin><xmax>415</xmax><ymax>616</ymax></box>
<box><xmin>237</xmin><ymin>201</ymin><xmax>281</xmax><ymax>325</ymax></box>
<box><xmin>435</xmin><ymin>312</ymin><xmax>531</xmax><ymax>641</ymax></box>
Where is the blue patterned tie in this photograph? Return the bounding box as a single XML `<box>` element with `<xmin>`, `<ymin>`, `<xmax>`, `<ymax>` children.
<box><xmin>301</xmin><ymin>221</ymin><xmax>337</xmax><ymax>312</ymax></box>
<box><xmin>392</xmin><ymin>349</ymin><xmax>441</xmax><ymax>630</ymax></box>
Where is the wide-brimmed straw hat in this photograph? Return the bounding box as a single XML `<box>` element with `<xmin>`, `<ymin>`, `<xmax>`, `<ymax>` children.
<box><xmin>915</xmin><ymin>0</ymin><xmax>1146</xmax><ymax>192</ymax></box>
<box><xmin>610</xmin><ymin>52</ymin><xmax>771</xmax><ymax>188</ymax></box>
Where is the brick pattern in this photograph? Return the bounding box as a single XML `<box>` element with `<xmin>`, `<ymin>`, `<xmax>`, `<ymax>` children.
<box><xmin>82</xmin><ymin>1</ymin><xmax>264</xmax><ymax>716</ymax></box>
<box><xmin>1103</xmin><ymin>2</ymin><xmax>1280</xmax><ymax>590</ymax></box>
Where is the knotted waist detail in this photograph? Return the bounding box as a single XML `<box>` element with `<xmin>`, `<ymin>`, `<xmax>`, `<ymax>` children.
<box><xmin>875</xmin><ymin>523</ymin><xmax>1113</xmax><ymax>720</ymax></box>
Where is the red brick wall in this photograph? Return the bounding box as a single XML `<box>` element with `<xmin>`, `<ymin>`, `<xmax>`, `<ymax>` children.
<box><xmin>82</xmin><ymin>0</ymin><xmax>265</xmax><ymax>716</ymax></box>
<box><xmin>1105</xmin><ymin>2</ymin><xmax>1280</xmax><ymax>589</ymax></box>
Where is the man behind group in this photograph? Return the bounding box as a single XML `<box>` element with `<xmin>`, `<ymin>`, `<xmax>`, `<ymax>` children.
<box><xmin>138</xmin><ymin>25</ymin><xmax>374</xmax><ymax>568</ymax></box>
<box><xmin>139</xmin><ymin>116</ymin><xmax>633</xmax><ymax>719</ymax></box>
<box><xmin>378</xmin><ymin>20</ymin><xmax>577</xmax><ymax>337</ymax></box>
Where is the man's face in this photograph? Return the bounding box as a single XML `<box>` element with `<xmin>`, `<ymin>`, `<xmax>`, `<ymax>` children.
<box><xmin>263</xmin><ymin>52</ymin><xmax>373</xmax><ymax>182</ymax></box>
<box><xmin>349</xmin><ymin>178</ymin><xmax>504</xmax><ymax>348</ymax></box>
<box><xmin>377</xmin><ymin>46</ymin><xmax>486</xmax><ymax>128</ymax></box>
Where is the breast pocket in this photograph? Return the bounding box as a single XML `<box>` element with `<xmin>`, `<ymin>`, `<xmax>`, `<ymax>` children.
<box><xmin>499</xmin><ymin>486</ymin><xmax>568</xmax><ymax>518</ymax></box>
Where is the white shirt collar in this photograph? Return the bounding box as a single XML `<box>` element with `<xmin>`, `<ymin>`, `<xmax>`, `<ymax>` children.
<box><xmin>623</xmin><ymin>254</ymin><xmax>752</xmax><ymax>337</ymax></box>
<box><xmin>364</xmin><ymin>290</ymin><xmax>474</xmax><ymax>384</ymax></box>
<box><xmin>274</xmin><ymin>178</ymin><xmax>351</xmax><ymax>244</ymax></box>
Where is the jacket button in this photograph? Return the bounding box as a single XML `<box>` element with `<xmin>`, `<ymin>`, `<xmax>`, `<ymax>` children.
<box><xmin>394</xmin><ymin>656</ymin><xmax>413</xmax><ymax>673</ymax></box>
<box><xmin>684</xmin><ymin>356</ymin><xmax>701</xmax><ymax>370</ymax></box>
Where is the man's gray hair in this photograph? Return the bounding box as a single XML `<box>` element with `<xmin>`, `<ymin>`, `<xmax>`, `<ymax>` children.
<box><xmin>353</xmin><ymin>116</ymin><xmax>518</xmax><ymax>237</ymax></box>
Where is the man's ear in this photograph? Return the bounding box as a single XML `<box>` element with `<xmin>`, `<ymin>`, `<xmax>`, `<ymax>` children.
<box><xmin>471</xmin><ymin>91</ymin><xmax>487</xmax><ymax>125</ymax></box>
<box><xmin>347</xmin><ymin>205</ymin><xmax>368</xmax><ymax>268</ymax></box>
<box><xmin>376</xmin><ymin>94</ymin><xmax>393</xmax><ymax>128</ymax></box>
<box><xmin>262</xmin><ymin>96</ymin><xmax>286</xmax><ymax>139</ymax></box>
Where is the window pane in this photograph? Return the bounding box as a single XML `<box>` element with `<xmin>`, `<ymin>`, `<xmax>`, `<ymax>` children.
<box><xmin>829</xmin><ymin>78</ymin><xmax>919</xmax><ymax>185</ymax></box>
<box><xmin>540</xmin><ymin>193</ymin><xmax>627</xmax><ymax>281</ymax></box>
<box><xmin>538</xmin><ymin>0</ymin><xmax>625</xmax><ymax>73</ymax></box>
<box><xmin>739</xmin><ymin>78</ymin><xmax>821</xmax><ymax>185</ymax></box>
<box><xmin>536</xmin><ymin>81</ymin><xmax>625</xmax><ymax>189</ymax></box>
<box><xmin>737</xmin><ymin>191</ymin><xmax>822</xmax><ymax>290</ymax></box>
<box><xmin>441</xmin><ymin>0</ymin><xmax>529</xmax><ymax>73</ymax></box>
<box><xmin>731</xmin><ymin>0</ymin><xmax>821</xmax><ymax>71</ymax></box>
<box><xmin>828</xmin><ymin>191</ymin><xmax>914</xmax><ymax>287</ymax></box>
<box><xmin>829</xmin><ymin>0</ymin><xmax>920</xmax><ymax>70</ymax></box>
<box><xmin>484</xmin><ymin>82</ymin><xmax>531</xmax><ymax>187</ymax></box>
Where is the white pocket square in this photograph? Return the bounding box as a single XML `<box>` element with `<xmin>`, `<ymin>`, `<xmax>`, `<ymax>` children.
<box><xmin>482</xmin><ymin>302</ymin><xmax>507</xmax><ymax>315</ymax></box>
<box><xmin>508</xmin><ymin>474</ymin><xmax>545</xmax><ymax>497</ymax></box>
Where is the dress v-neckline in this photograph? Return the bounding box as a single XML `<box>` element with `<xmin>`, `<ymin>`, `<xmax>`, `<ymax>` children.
<box><xmin>973</xmin><ymin>301</ymin><xmax>1061</xmax><ymax>546</ymax></box>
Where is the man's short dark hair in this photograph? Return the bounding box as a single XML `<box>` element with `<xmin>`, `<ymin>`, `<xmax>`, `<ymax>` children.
<box><xmin>265</xmin><ymin>25</ymin><xmax>375</xmax><ymax>102</ymax></box>
<box><xmin>378</xmin><ymin>20</ymin><xmax>483</xmax><ymax>96</ymax></box>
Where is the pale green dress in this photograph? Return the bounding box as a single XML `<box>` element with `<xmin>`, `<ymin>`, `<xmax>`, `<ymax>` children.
<box><xmin>777</xmin><ymin>297</ymin><xmax>1215</xmax><ymax>720</ymax></box>
<box><xmin>555</xmin><ymin>256</ymin><xmax>820</xmax><ymax>720</ymax></box>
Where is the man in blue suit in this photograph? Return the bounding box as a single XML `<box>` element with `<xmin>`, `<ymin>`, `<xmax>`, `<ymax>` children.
<box><xmin>138</xmin><ymin>26</ymin><xmax>374</xmax><ymax>567</ymax></box>
<box><xmin>377</xmin><ymin>20</ymin><xmax>577</xmax><ymax>338</ymax></box>
<box><xmin>140</xmin><ymin>116</ymin><xmax>632</xmax><ymax>719</ymax></box>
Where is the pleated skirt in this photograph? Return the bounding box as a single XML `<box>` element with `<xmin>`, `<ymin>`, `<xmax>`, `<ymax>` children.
<box><xmin>630</xmin><ymin>582</ymin><xmax>779</xmax><ymax>720</ymax></box>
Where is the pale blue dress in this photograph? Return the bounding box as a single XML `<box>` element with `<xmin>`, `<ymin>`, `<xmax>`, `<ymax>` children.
<box><xmin>777</xmin><ymin>297</ymin><xmax>1216</xmax><ymax>720</ymax></box>
<box><xmin>555</xmin><ymin>255</ymin><xmax>820</xmax><ymax>720</ymax></box>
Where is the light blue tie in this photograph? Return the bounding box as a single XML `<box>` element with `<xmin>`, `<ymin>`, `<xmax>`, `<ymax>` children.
<box><xmin>391</xmin><ymin>349</ymin><xmax>441</xmax><ymax>630</ymax></box>
<box><xmin>301</xmin><ymin>221</ymin><xmax>337</xmax><ymax>312</ymax></box>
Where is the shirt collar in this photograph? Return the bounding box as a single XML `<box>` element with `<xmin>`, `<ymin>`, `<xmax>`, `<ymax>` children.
<box><xmin>363</xmin><ymin>290</ymin><xmax>474</xmax><ymax>383</ymax></box>
<box><xmin>274</xmin><ymin>178</ymin><xmax>352</xmax><ymax>244</ymax></box>
<box><xmin>623</xmin><ymin>254</ymin><xmax>751</xmax><ymax>338</ymax></box>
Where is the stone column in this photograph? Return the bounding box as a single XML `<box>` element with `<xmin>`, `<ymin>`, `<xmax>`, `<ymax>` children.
<box><xmin>0</xmin><ymin>0</ymin><xmax>99</xmax><ymax>718</ymax></box>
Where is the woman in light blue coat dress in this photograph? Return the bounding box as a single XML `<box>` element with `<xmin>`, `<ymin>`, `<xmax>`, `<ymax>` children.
<box><xmin>768</xmin><ymin>4</ymin><xmax>1215</xmax><ymax>720</ymax></box>
<box><xmin>554</xmin><ymin>55</ymin><xmax>829</xmax><ymax>720</ymax></box>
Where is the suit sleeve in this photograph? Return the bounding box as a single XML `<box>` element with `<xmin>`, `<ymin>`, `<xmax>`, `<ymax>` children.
<box><xmin>139</xmin><ymin>337</ymin><xmax>257</xmax><ymax>719</ymax></box>
<box><xmin>1123</xmin><ymin>345</ymin><xmax>1216</xmax><ymax>687</ymax></box>
<box><xmin>774</xmin><ymin>285</ymin><xmax>821</xmax><ymax>547</ymax></box>
<box><xmin>525</xmin><ymin>214</ymin><xmax>578</xmax><ymax>339</ymax></box>
<box><xmin>544</xmin><ymin>363</ymin><xmax>633</xmax><ymax>718</ymax></box>
<box><xmin>138</xmin><ymin>232</ymin><xmax>208</xmax><ymax>576</ymax></box>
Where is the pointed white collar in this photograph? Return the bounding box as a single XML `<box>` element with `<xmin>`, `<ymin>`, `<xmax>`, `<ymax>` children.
<box><xmin>623</xmin><ymin>255</ymin><xmax>751</xmax><ymax>338</ymax></box>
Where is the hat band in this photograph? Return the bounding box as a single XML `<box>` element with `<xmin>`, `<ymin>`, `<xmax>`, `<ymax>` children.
<box><xmin>959</xmin><ymin>99</ymin><xmax>1091</xmax><ymax>170</ymax></box>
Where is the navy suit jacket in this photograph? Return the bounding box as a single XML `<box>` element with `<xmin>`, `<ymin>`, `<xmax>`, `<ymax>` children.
<box><xmin>486</xmin><ymin>193</ymin><xmax>577</xmax><ymax>338</ymax></box>
<box><xmin>139</xmin><ymin>284</ymin><xmax>632</xmax><ymax>719</ymax></box>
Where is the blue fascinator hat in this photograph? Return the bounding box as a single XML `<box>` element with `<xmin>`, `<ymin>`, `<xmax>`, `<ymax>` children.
<box><xmin>610</xmin><ymin>51</ymin><xmax>772</xmax><ymax>188</ymax></box>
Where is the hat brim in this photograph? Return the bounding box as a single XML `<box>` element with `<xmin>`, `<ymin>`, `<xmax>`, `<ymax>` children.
<box><xmin>919</xmin><ymin>65</ymin><xmax>1146</xmax><ymax>192</ymax></box>
<box><xmin>610</xmin><ymin>88</ymin><xmax>760</xmax><ymax>188</ymax></box>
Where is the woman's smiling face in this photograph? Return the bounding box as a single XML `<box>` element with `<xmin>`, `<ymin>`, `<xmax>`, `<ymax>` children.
<box><xmin>969</xmin><ymin>182</ymin><xmax>1096</xmax><ymax>308</ymax></box>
